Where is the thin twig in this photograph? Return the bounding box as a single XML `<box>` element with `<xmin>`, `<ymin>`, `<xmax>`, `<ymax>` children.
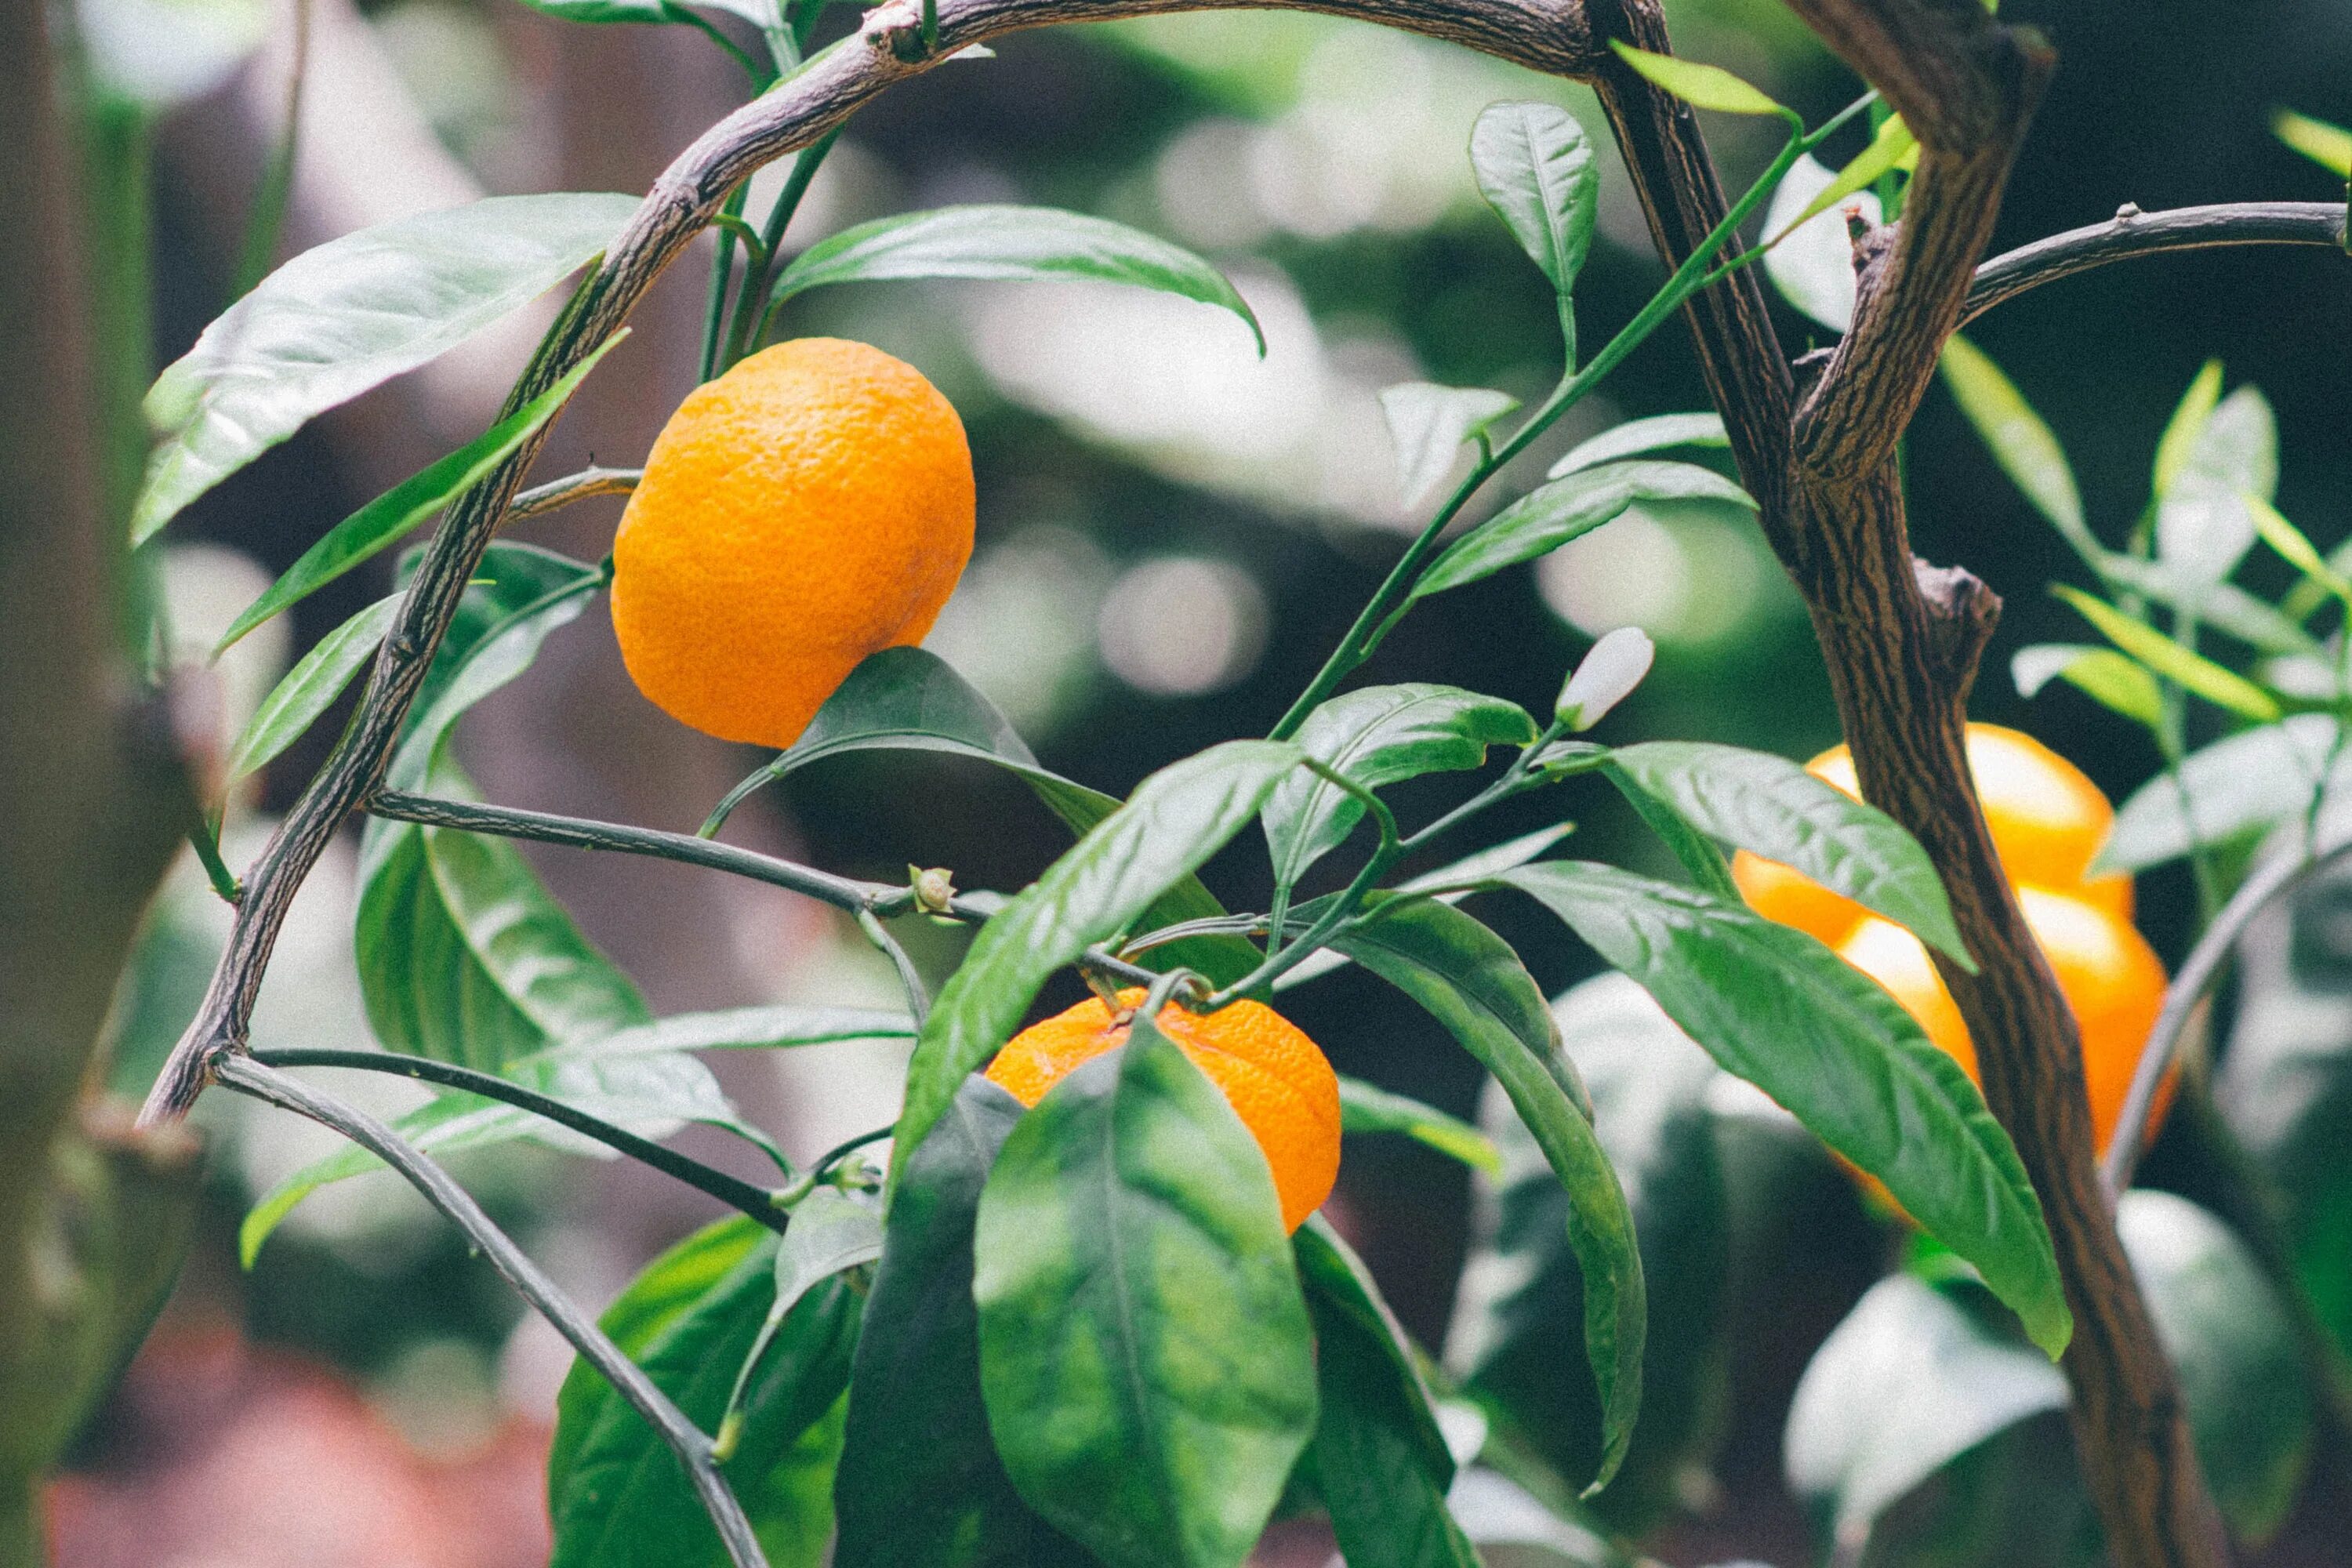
<box><xmin>505</xmin><ymin>466</ymin><xmax>641</xmax><ymax>525</ymax></box>
<box><xmin>212</xmin><ymin>1054</ymin><xmax>771</xmax><ymax>1568</ymax></box>
<box><xmin>1963</xmin><ymin>200</ymin><xmax>2348</xmax><ymax>325</ymax></box>
<box><xmin>250</xmin><ymin>1048</ymin><xmax>791</xmax><ymax>1225</ymax></box>
<box><xmin>856</xmin><ymin>907</ymin><xmax>931</xmax><ymax>1026</ymax></box>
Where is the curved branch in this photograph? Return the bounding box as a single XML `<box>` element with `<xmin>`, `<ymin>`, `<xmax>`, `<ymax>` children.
<box><xmin>507</xmin><ymin>465</ymin><xmax>641</xmax><ymax>525</ymax></box>
<box><xmin>1964</xmin><ymin>200</ymin><xmax>2349</xmax><ymax>325</ymax></box>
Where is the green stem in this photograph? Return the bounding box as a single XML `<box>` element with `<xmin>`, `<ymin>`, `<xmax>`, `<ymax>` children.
<box><xmin>1205</xmin><ymin>763</ymin><xmax>1399</xmax><ymax>1004</ymax></box>
<box><xmin>189</xmin><ymin>817</ymin><xmax>242</xmax><ymax>903</ymax></box>
<box><xmin>1398</xmin><ymin>720</ymin><xmax>1574</xmax><ymax>854</ymax></box>
<box><xmin>737</xmin><ymin>125</ymin><xmax>848</xmax><ymax>360</ymax></box>
<box><xmin>699</xmin><ymin>183</ymin><xmax>752</xmax><ymax>383</ymax></box>
<box><xmin>231</xmin><ymin>0</ymin><xmax>309</xmax><ymax>296</ymax></box>
<box><xmin>857</xmin><ymin>906</ymin><xmax>931</xmax><ymax>1025</ymax></box>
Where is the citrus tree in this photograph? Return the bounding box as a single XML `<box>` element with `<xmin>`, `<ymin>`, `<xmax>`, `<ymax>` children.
<box><xmin>13</xmin><ymin>0</ymin><xmax>2352</xmax><ymax>1564</ymax></box>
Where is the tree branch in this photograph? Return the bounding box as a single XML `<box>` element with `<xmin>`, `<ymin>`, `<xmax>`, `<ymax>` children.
<box><xmin>1965</xmin><ymin>200</ymin><xmax>2350</xmax><ymax>325</ymax></box>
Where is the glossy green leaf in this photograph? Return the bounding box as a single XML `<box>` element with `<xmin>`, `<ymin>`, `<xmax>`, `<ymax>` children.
<box><xmin>216</xmin><ymin>334</ymin><xmax>620</xmax><ymax>651</ymax></box>
<box><xmin>2275</xmin><ymin>108</ymin><xmax>2352</xmax><ymax>176</ymax></box>
<box><xmin>771</xmin><ymin>205</ymin><xmax>1263</xmax><ymax>352</ymax></box>
<box><xmin>1469</xmin><ymin>103</ymin><xmax>1599</xmax><ymax>299</ymax></box>
<box><xmin>1487</xmin><ymin>861</ymin><xmax>2069</xmax><ymax>1356</ymax></box>
<box><xmin>2011</xmin><ymin>644</ymin><xmax>2166</xmax><ymax>730</ymax></box>
<box><xmin>2156</xmin><ymin>383</ymin><xmax>2278</xmax><ymax>591</ymax></box>
<box><xmin>1265</xmin><ymin>684</ymin><xmax>1534</xmax><ymax>891</ymax></box>
<box><xmin>226</xmin><ymin>593</ymin><xmax>397</xmax><ymax>779</ymax></box>
<box><xmin>1607</xmin><ymin>42</ymin><xmax>1784</xmax><ymax>115</ymax></box>
<box><xmin>835</xmin><ymin>1078</ymin><xmax>1073</xmax><ymax>1567</ymax></box>
<box><xmin>973</xmin><ymin>1016</ymin><xmax>1318</xmax><ymax>1568</ymax></box>
<box><xmin>893</xmin><ymin>739</ymin><xmax>1300</xmax><ymax>1181</ymax></box>
<box><xmin>1601</xmin><ymin>756</ymin><xmax>1742</xmax><ymax>902</ymax></box>
<box><xmin>1939</xmin><ymin>334</ymin><xmax>2092</xmax><ymax>562</ymax></box>
<box><xmin>1449</xmin><ymin>973</ymin><xmax>1729</xmax><ymax>1532</ymax></box>
<box><xmin>1410</xmin><ymin>461</ymin><xmax>1755</xmax><ymax>603</ymax></box>
<box><xmin>549</xmin><ymin>1216</ymin><xmax>860</xmax><ymax>1568</ymax></box>
<box><xmin>1298</xmin><ymin>1218</ymin><xmax>1479</xmax><ymax>1568</ymax></box>
<box><xmin>2053</xmin><ymin>583</ymin><xmax>2281</xmax><ymax>722</ymax></box>
<box><xmin>1777</xmin><ymin>112</ymin><xmax>1918</xmax><ymax>239</ymax></box>
<box><xmin>1338</xmin><ymin>1076</ymin><xmax>1500</xmax><ymax>1175</ymax></box>
<box><xmin>1547</xmin><ymin>412</ymin><xmax>1726</xmax><ymax>478</ymax></box>
<box><xmin>1380</xmin><ymin>383</ymin><xmax>1521</xmax><ymax>510</ymax></box>
<box><xmin>771</xmin><ymin>1189</ymin><xmax>883</xmax><ymax>1319</ymax></box>
<box><xmin>1603</xmin><ymin>740</ymin><xmax>1972</xmax><ymax>967</ymax></box>
<box><xmin>2103</xmin><ymin>713</ymin><xmax>2346</xmax><ymax>871</ymax></box>
<box><xmin>136</xmin><ymin>192</ymin><xmax>637</xmax><ymax>543</ymax></box>
<box><xmin>1327</xmin><ymin>897</ymin><xmax>1644</xmax><ymax>1491</ymax></box>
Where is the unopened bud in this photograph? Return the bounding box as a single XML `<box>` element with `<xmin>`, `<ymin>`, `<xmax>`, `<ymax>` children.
<box><xmin>910</xmin><ymin>865</ymin><xmax>956</xmax><ymax>914</ymax></box>
<box><xmin>1555</xmin><ymin>626</ymin><xmax>1655</xmax><ymax>731</ymax></box>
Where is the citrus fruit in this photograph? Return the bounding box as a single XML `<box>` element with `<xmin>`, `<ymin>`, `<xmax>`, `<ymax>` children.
<box><xmin>1731</xmin><ymin>721</ymin><xmax>2132</xmax><ymax>946</ymax></box>
<box><xmin>1835</xmin><ymin>885</ymin><xmax>2172</xmax><ymax>1158</ymax></box>
<box><xmin>610</xmin><ymin>338</ymin><xmax>975</xmax><ymax>749</ymax></box>
<box><xmin>985</xmin><ymin>989</ymin><xmax>1341</xmax><ymax>1232</ymax></box>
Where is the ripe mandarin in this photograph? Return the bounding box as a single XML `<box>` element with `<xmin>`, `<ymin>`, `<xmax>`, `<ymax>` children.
<box><xmin>985</xmin><ymin>989</ymin><xmax>1341</xmax><ymax>1232</ymax></box>
<box><xmin>611</xmin><ymin>338</ymin><xmax>975</xmax><ymax>748</ymax></box>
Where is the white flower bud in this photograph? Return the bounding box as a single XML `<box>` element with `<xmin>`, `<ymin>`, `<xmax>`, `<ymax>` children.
<box><xmin>1555</xmin><ymin>626</ymin><xmax>1655</xmax><ymax>731</ymax></box>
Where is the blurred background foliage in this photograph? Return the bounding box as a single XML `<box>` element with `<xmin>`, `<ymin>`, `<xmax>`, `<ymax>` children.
<box><xmin>60</xmin><ymin>0</ymin><xmax>2352</xmax><ymax>1562</ymax></box>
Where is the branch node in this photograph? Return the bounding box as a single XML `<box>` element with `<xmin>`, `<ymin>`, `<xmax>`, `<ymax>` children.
<box><xmin>1911</xmin><ymin>555</ymin><xmax>2000</xmax><ymax>691</ymax></box>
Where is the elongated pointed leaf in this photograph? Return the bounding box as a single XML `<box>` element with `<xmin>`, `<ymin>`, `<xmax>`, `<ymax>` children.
<box><xmin>2053</xmin><ymin>584</ymin><xmax>2281</xmax><ymax>722</ymax></box>
<box><xmin>2151</xmin><ymin>360</ymin><xmax>2224</xmax><ymax>500</ymax></box>
<box><xmin>1607</xmin><ymin>42</ymin><xmax>1783</xmax><ymax>115</ymax></box>
<box><xmin>1381</xmin><ymin>383</ymin><xmax>1520</xmax><ymax>510</ymax></box>
<box><xmin>1762</xmin><ymin>153</ymin><xmax>1881</xmax><ymax>333</ymax></box>
<box><xmin>1940</xmin><ymin>334</ymin><xmax>2092</xmax><ymax>562</ymax></box>
<box><xmin>2103</xmin><ymin>713</ymin><xmax>2347</xmax><ymax>871</ymax></box>
<box><xmin>771</xmin><ymin>205</ymin><xmax>1262</xmax><ymax>352</ymax></box>
<box><xmin>1602</xmin><ymin>740</ymin><xmax>1972</xmax><ymax>967</ymax></box>
<box><xmin>2276</xmin><ymin>108</ymin><xmax>2352</xmax><ymax>176</ymax></box>
<box><xmin>136</xmin><ymin>192</ymin><xmax>637</xmax><ymax>542</ymax></box>
<box><xmin>1470</xmin><ymin>103</ymin><xmax>1599</xmax><ymax>298</ymax></box>
<box><xmin>2157</xmin><ymin>383</ymin><xmax>2278</xmax><ymax>592</ymax></box>
<box><xmin>2011</xmin><ymin>644</ymin><xmax>2165</xmax><ymax>730</ymax></box>
<box><xmin>1488</xmin><ymin>861</ymin><xmax>2069</xmax><ymax>1356</ymax></box>
<box><xmin>1328</xmin><ymin>897</ymin><xmax>1643</xmax><ymax>1490</ymax></box>
<box><xmin>216</xmin><ymin>334</ymin><xmax>621</xmax><ymax>650</ymax></box>
<box><xmin>1338</xmin><ymin>1076</ymin><xmax>1500</xmax><ymax>1174</ymax></box>
<box><xmin>973</xmin><ymin>1018</ymin><xmax>1318</xmax><ymax>1568</ymax></box>
<box><xmin>1410</xmin><ymin>461</ymin><xmax>1755</xmax><ymax>603</ymax></box>
<box><xmin>1265</xmin><ymin>684</ymin><xmax>1534</xmax><ymax>891</ymax></box>
<box><xmin>894</xmin><ymin>740</ymin><xmax>1301</xmax><ymax>1178</ymax></box>
<box><xmin>227</xmin><ymin>593</ymin><xmax>397</xmax><ymax>779</ymax></box>
<box><xmin>1777</xmin><ymin>112</ymin><xmax>1917</xmax><ymax>238</ymax></box>
<box><xmin>2096</xmin><ymin>553</ymin><xmax>2319</xmax><ymax>658</ymax></box>
<box><xmin>1548</xmin><ymin>412</ymin><xmax>1725</xmax><ymax>478</ymax></box>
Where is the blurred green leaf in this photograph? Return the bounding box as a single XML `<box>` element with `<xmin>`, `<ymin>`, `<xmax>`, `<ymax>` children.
<box><xmin>2053</xmin><ymin>583</ymin><xmax>2281</xmax><ymax>722</ymax></box>
<box><xmin>1775</xmin><ymin>111</ymin><xmax>1917</xmax><ymax>239</ymax></box>
<box><xmin>1380</xmin><ymin>383</ymin><xmax>1521</xmax><ymax>510</ymax></box>
<box><xmin>1410</xmin><ymin>461</ymin><xmax>1756</xmax><ymax>604</ymax></box>
<box><xmin>2155</xmin><ymin>383</ymin><xmax>2278</xmax><ymax>592</ymax></box>
<box><xmin>973</xmin><ymin>1016</ymin><xmax>1317</xmax><ymax>1568</ymax></box>
<box><xmin>2151</xmin><ymin>359</ymin><xmax>2224</xmax><ymax>500</ymax></box>
<box><xmin>1328</xmin><ymin>897</ymin><xmax>1643</xmax><ymax>1492</ymax></box>
<box><xmin>1606</xmin><ymin>42</ymin><xmax>1784</xmax><ymax>115</ymax></box>
<box><xmin>2275</xmin><ymin>107</ymin><xmax>2352</xmax><ymax>176</ymax></box>
<box><xmin>2096</xmin><ymin>554</ymin><xmax>2320</xmax><ymax>658</ymax></box>
<box><xmin>136</xmin><ymin>192</ymin><xmax>637</xmax><ymax>542</ymax></box>
<box><xmin>771</xmin><ymin>205</ymin><xmax>1263</xmax><ymax>353</ymax></box>
<box><xmin>1265</xmin><ymin>684</ymin><xmax>1534</xmax><ymax>891</ymax></box>
<box><xmin>2251</xmin><ymin>495</ymin><xmax>2352</xmax><ymax>603</ymax></box>
<box><xmin>894</xmin><ymin>740</ymin><xmax>1300</xmax><ymax>1181</ymax></box>
<box><xmin>1939</xmin><ymin>334</ymin><xmax>2092</xmax><ymax>563</ymax></box>
<box><xmin>1601</xmin><ymin>740</ymin><xmax>1972</xmax><ymax>967</ymax></box>
<box><xmin>1487</xmin><ymin>861</ymin><xmax>2070</xmax><ymax>1356</ymax></box>
<box><xmin>1298</xmin><ymin>1218</ymin><xmax>1479</xmax><ymax>1568</ymax></box>
<box><xmin>216</xmin><ymin>335</ymin><xmax>620</xmax><ymax>651</ymax></box>
<box><xmin>226</xmin><ymin>593</ymin><xmax>397</xmax><ymax>780</ymax></box>
<box><xmin>2103</xmin><ymin>713</ymin><xmax>2346</xmax><ymax>871</ymax></box>
<box><xmin>2010</xmin><ymin>644</ymin><xmax>2166</xmax><ymax>730</ymax></box>
<box><xmin>1762</xmin><ymin>152</ymin><xmax>1878</xmax><ymax>333</ymax></box>
<box><xmin>1338</xmin><ymin>1076</ymin><xmax>1500</xmax><ymax>1174</ymax></box>
<box><xmin>1470</xmin><ymin>103</ymin><xmax>1599</xmax><ymax>302</ymax></box>
<box><xmin>1547</xmin><ymin>412</ymin><xmax>1726</xmax><ymax>478</ymax></box>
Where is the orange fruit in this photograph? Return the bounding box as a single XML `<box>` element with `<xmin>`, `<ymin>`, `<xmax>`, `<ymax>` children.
<box><xmin>1731</xmin><ymin>722</ymin><xmax>2132</xmax><ymax>945</ymax></box>
<box><xmin>985</xmin><ymin>990</ymin><xmax>1341</xmax><ymax>1232</ymax></box>
<box><xmin>1835</xmin><ymin>886</ymin><xmax>2172</xmax><ymax>1159</ymax></box>
<box><xmin>611</xmin><ymin>338</ymin><xmax>975</xmax><ymax>748</ymax></box>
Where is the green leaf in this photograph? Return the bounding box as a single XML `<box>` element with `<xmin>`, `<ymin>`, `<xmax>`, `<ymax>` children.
<box><xmin>1265</xmin><ymin>684</ymin><xmax>1535</xmax><ymax>891</ymax></box>
<box><xmin>1487</xmin><ymin>861</ymin><xmax>2071</xmax><ymax>1357</ymax></box>
<box><xmin>215</xmin><ymin>333</ymin><xmax>622</xmax><ymax>651</ymax></box>
<box><xmin>771</xmin><ymin>205</ymin><xmax>1263</xmax><ymax>354</ymax></box>
<box><xmin>835</xmin><ymin>1078</ymin><xmax>1071</xmax><ymax>1567</ymax></box>
<box><xmin>2152</xmin><ymin>359</ymin><xmax>2224</xmax><ymax>501</ymax></box>
<box><xmin>1547</xmin><ymin>412</ymin><xmax>1726</xmax><ymax>479</ymax></box>
<box><xmin>1939</xmin><ymin>334</ymin><xmax>2092</xmax><ymax>562</ymax></box>
<box><xmin>1607</xmin><ymin>41</ymin><xmax>1784</xmax><ymax>116</ymax></box>
<box><xmin>1410</xmin><ymin>461</ymin><xmax>1756</xmax><ymax>604</ymax></box>
<box><xmin>1326</xmin><ymin>897</ymin><xmax>1645</xmax><ymax>1490</ymax></box>
<box><xmin>2052</xmin><ymin>583</ymin><xmax>2281</xmax><ymax>722</ymax></box>
<box><xmin>1449</xmin><ymin>973</ymin><xmax>1730</xmax><ymax>1533</ymax></box>
<box><xmin>892</xmin><ymin>739</ymin><xmax>1300</xmax><ymax>1179</ymax></box>
<box><xmin>771</xmin><ymin>1189</ymin><xmax>884</xmax><ymax>1321</ymax></box>
<box><xmin>226</xmin><ymin>593</ymin><xmax>397</xmax><ymax>780</ymax></box>
<box><xmin>1775</xmin><ymin>112</ymin><xmax>1918</xmax><ymax>240</ymax></box>
<box><xmin>394</xmin><ymin>542</ymin><xmax>606</xmax><ymax>772</ymax></box>
<box><xmin>1600</xmin><ymin>757</ymin><xmax>1741</xmax><ymax>902</ymax></box>
<box><xmin>2011</xmin><ymin>644</ymin><xmax>2167</xmax><ymax>730</ymax></box>
<box><xmin>1761</xmin><ymin>152</ymin><xmax>1878</xmax><ymax>333</ymax></box>
<box><xmin>136</xmin><ymin>192</ymin><xmax>637</xmax><ymax>543</ymax></box>
<box><xmin>1602</xmin><ymin>739</ymin><xmax>1973</xmax><ymax>967</ymax></box>
<box><xmin>1380</xmin><ymin>383</ymin><xmax>1521</xmax><ymax>510</ymax></box>
<box><xmin>1338</xmin><ymin>1076</ymin><xmax>1500</xmax><ymax>1175</ymax></box>
<box><xmin>549</xmin><ymin>1216</ymin><xmax>860</xmax><ymax>1568</ymax></box>
<box><xmin>2096</xmin><ymin>554</ymin><xmax>2320</xmax><ymax>659</ymax></box>
<box><xmin>2156</xmin><ymin>383</ymin><xmax>2278</xmax><ymax>591</ymax></box>
<box><xmin>1469</xmin><ymin>103</ymin><xmax>1599</xmax><ymax>299</ymax></box>
<box><xmin>973</xmin><ymin>1014</ymin><xmax>1318</xmax><ymax>1568</ymax></box>
<box><xmin>2118</xmin><ymin>1192</ymin><xmax>2313</xmax><ymax>1544</ymax></box>
<box><xmin>2251</xmin><ymin>495</ymin><xmax>2352</xmax><ymax>603</ymax></box>
<box><xmin>1784</xmin><ymin>1273</ymin><xmax>2067</xmax><ymax>1541</ymax></box>
<box><xmin>2102</xmin><ymin>713</ymin><xmax>2346</xmax><ymax>871</ymax></box>
<box><xmin>2275</xmin><ymin>108</ymin><xmax>2352</xmax><ymax>176</ymax></box>
<box><xmin>1297</xmin><ymin>1218</ymin><xmax>1479</xmax><ymax>1568</ymax></box>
